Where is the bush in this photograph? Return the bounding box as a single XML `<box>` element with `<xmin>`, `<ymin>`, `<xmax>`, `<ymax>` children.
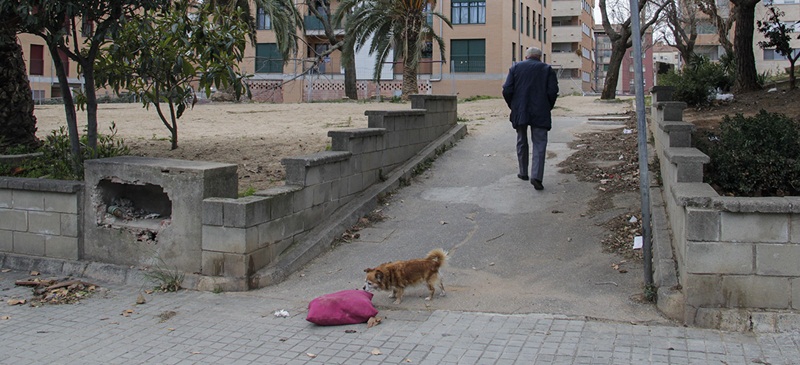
<box><xmin>0</xmin><ymin>123</ymin><xmax>129</xmax><ymax>180</ymax></box>
<box><xmin>658</xmin><ymin>56</ymin><xmax>734</xmax><ymax>107</ymax></box>
<box><xmin>698</xmin><ymin>110</ymin><xmax>800</xmax><ymax>196</ymax></box>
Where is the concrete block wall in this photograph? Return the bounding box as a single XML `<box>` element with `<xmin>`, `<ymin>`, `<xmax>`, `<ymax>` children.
<box><xmin>650</xmin><ymin>87</ymin><xmax>800</xmax><ymax>331</ymax></box>
<box><xmin>0</xmin><ymin>178</ymin><xmax>83</xmax><ymax>260</ymax></box>
<box><xmin>200</xmin><ymin>95</ymin><xmax>459</xmax><ymax>290</ymax></box>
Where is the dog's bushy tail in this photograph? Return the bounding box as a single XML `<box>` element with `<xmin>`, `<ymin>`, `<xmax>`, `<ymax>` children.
<box><xmin>426</xmin><ymin>248</ymin><xmax>448</xmax><ymax>267</ymax></box>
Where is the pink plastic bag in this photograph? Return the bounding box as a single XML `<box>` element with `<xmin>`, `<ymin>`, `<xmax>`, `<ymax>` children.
<box><xmin>306</xmin><ymin>290</ymin><xmax>378</xmax><ymax>326</ymax></box>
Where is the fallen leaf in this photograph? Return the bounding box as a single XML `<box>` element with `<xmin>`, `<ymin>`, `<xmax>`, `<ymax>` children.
<box><xmin>1</xmin><ymin>269</ymin><xmax>11</xmax><ymax>273</ymax></box>
<box><xmin>367</xmin><ymin>316</ymin><xmax>383</xmax><ymax>328</ymax></box>
<box><xmin>440</xmin><ymin>221</ymin><xmax>447</xmax><ymax>225</ymax></box>
<box><xmin>307</xmin><ymin>353</ymin><xmax>317</xmax><ymax>358</ymax></box>
<box><xmin>191</xmin><ymin>352</ymin><xmax>202</xmax><ymax>355</ymax></box>
<box><xmin>489</xmin><ymin>262</ymin><xmax>495</xmax><ymax>266</ymax></box>
<box><xmin>136</xmin><ymin>293</ymin><xmax>146</xmax><ymax>305</ymax></box>
<box><xmin>144</xmin><ymin>289</ymin><xmax>154</xmax><ymax>294</ymax></box>
<box><xmin>167</xmin><ymin>328</ymin><xmax>175</xmax><ymax>331</ymax></box>
<box><xmin>404</xmin><ymin>359</ymin><xmax>412</xmax><ymax>363</ymax></box>
<box><xmin>7</xmin><ymin>299</ymin><xmax>26</xmax><ymax>306</ymax></box>
<box><xmin>1</xmin><ymin>316</ymin><xmax>10</xmax><ymax>320</ymax></box>
<box><xmin>619</xmin><ymin>269</ymin><xmax>628</xmax><ymax>274</ymax></box>
<box><xmin>30</xmin><ymin>271</ymin><xmax>40</xmax><ymax>276</ymax></box>
<box><xmin>345</xmin><ymin>329</ymin><xmax>357</xmax><ymax>333</ymax></box>
<box><xmin>370</xmin><ymin>348</ymin><xmax>382</xmax><ymax>355</ymax></box>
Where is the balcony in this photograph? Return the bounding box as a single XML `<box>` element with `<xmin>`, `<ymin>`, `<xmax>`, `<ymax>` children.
<box><xmin>552</xmin><ymin>3</ymin><xmax>581</xmax><ymax>17</ymax></box>
<box><xmin>551</xmin><ymin>25</ymin><xmax>582</xmax><ymax>43</ymax></box>
<box><xmin>551</xmin><ymin>52</ymin><xmax>581</xmax><ymax>68</ymax></box>
<box><xmin>304</xmin><ymin>14</ymin><xmax>343</xmax><ymax>36</ymax></box>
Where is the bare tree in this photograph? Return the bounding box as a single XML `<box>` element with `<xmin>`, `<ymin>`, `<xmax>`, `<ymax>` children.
<box><xmin>695</xmin><ymin>0</ymin><xmax>734</xmax><ymax>57</ymax></box>
<box><xmin>662</xmin><ymin>0</ymin><xmax>698</xmax><ymax>65</ymax></box>
<box><xmin>599</xmin><ymin>0</ymin><xmax>669</xmax><ymax>99</ymax></box>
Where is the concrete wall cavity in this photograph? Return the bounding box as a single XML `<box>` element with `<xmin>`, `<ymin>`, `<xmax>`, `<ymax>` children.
<box><xmin>650</xmin><ymin>86</ymin><xmax>800</xmax><ymax>332</ymax></box>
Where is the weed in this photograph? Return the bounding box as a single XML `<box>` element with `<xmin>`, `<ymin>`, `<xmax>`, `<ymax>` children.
<box><xmin>144</xmin><ymin>268</ymin><xmax>184</xmax><ymax>292</ymax></box>
<box><xmin>456</xmin><ymin>115</ymin><xmax>470</xmax><ymax>122</ymax></box>
<box><xmin>644</xmin><ymin>283</ymin><xmax>657</xmax><ymax>303</ymax></box>
<box><xmin>239</xmin><ymin>186</ymin><xmax>257</xmax><ymax>197</ymax></box>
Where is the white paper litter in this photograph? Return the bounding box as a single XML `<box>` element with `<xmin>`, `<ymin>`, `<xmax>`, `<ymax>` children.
<box><xmin>623</xmin><ymin>128</ymin><xmax>633</xmax><ymax>134</ymax></box>
<box><xmin>633</xmin><ymin>236</ymin><xmax>643</xmax><ymax>250</ymax></box>
<box><xmin>273</xmin><ymin>310</ymin><xmax>289</xmax><ymax>317</ymax></box>
<box><xmin>629</xmin><ymin>216</ymin><xmax>638</xmax><ymax>223</ymax></box>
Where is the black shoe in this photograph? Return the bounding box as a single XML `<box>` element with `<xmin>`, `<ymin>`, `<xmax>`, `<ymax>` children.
<box><xmin>531</xmin><ymin>179</ymin><xmax>544</xmax><ymax>190</ymax></box>
<box><xmin>517</xmin><ymin>174</ymin><xmax>529</xmax><ymax>181</ymax></box>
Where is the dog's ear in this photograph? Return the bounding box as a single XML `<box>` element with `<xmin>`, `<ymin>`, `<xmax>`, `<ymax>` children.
<box><xmin>364</xmin><ymin>268</ymin><xmax>373</xmax><ymax>273</ymax></box>
<box><xmin>375</xmin><ymin>270</ymin><xmax>384</xmax><ymax>282</ymax></box>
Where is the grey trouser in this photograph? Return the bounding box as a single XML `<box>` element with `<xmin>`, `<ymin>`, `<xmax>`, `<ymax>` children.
<box><xmin>516</xmin><ymin>126</ymin><xmax>548</xmax><ymax>181</ymax></box>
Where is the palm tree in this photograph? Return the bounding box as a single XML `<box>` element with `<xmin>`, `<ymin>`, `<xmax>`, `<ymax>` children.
<box><xmin>335</xmin><ymin>0</ymin><xmax>451</xmax><ymax>99</ymax></box>
<box><xmin>0</xmin><ymin>7</ymin><xmax>39</xmax><ymax>151</ymax></box>
<box><xmin>207</xmin><ymin>0</ymin><xmax>302</xmax><ymax>61</ymax></box>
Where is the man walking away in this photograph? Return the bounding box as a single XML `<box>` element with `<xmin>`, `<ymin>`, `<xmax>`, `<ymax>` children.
<box><xmin>502</xmin><ymin>47</ymin><xmax>559</xmax><ymax>190</ymax></box>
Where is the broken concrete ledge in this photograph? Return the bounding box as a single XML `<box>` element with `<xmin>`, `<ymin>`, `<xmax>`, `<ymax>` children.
<box><xmin>0</xmin><ymin>123</ymin><xmax>469</xmax><ymax>292</ymax></box>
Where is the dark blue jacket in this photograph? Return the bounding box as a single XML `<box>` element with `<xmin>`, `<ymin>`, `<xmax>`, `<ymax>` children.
<box><xmin>502</xmin><ymin>58</ymin><xmax>559</xmax><ymax>130</ymax></box>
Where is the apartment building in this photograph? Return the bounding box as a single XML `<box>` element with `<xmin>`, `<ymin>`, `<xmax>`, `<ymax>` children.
<box><xmin>756</xmin><ymin>0</ymin><xmax>800</xmax><ymax>76</ymax></box>
<box><xmin>550</xmin><ymin>0</ymin><xmax>596</xmax><ymax>94</ymax></box>
<box><xmin>18</xmin><ymin>33</ymin><xmax>83</xmax><ymax>102</ymax></box>
<box><xmin>244</xmin><ymin>0</ymin><xmax>554</xmax><ymax>101</ymax></box>
<box><xmin>593</xmin><ymin>25</ymin><xmax>654</xmax><ymax>95</ymax></box>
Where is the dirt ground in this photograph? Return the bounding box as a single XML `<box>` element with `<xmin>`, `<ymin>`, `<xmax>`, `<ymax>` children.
<box><xmin>683</xmin><ymin>87</ymin><xmax>800</xmax><ymax>130</ymax></box>
<box><xmin>32</xmin><ymin>95</ymin><xmax>632</xmax><ymax>193</ymax></box>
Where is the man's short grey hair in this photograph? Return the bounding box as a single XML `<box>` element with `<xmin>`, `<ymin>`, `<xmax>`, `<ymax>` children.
<box><xmin>526</xmin><ymin>47</ymin><xmax>543</xmax><ymax>59</ymax></box>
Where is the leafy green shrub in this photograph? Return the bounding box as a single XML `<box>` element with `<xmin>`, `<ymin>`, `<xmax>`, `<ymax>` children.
<box><xmin>658</xmin><ymin>56</ymin><xmax>734</xmax><ymax>107</ymax></box>
<box><xmin>2</xmin><ymin>123</ymin><xmax>129</xmax><ymax>180</ymax></box>
<box><xmin>698</xmin><ymin>110</ymin><xmax>800</xmax><ymax>196</ymax></box>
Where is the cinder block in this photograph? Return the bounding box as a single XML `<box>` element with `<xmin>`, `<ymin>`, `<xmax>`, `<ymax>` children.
<box><xmin>692</xmin><ymin>307</ymin><xmax>721</xmax><ymax>329</ymax></box>
<box><xmin>686</xmin><ymin>241</ymin><xmax>752</xmax><ymax>274</ymax></box>
<box><xmin>201</xmin><ymin>225</ymin><xmax>258</xmax><ymax>254</ymax></box>
<box><xmin>201</xmin><ymin>251</ymin><xmax>225</xmax><ymax>276</ymax></box>
<box><xmin>305</xmin><ymin>166</ymin><xmax>323</xmax><ymax>186</ymax></box>
<box><xmin>792</xmin><ymin>278</ymin><xmax>800</xmax><ymax>310</ymax></box>
<box><xmin>756</xmin><ymin>244</ymin><xmax>800</xmax><ymax>276</ymax></box>
<box><xmin>202</xmin><ymin>198</ymin><xmax>226</xmax><ymax>226</ymax></box>
<box><xmin>258</xmin><ymin>218</ymin><xmax>291</xmax><ymax>246</ymax></box>
<box><xmin>791</xmin><ymin>214</ymin><xmax>800</xmax><ymax>243</ymax></box>
<box><xmin>45</xmin><ymin>236</ymin><xmax>79</xmax><ymax>260</ymax></box>
<box><xmin>686</xmin><ymin>209</ymin><xmax>720</xmax><ymax>241</ymax></box>
<box><xmin>60</xmin><ymin>213</ymin><xmax>79</xmax><ymax>237</ymax></box>
<box><xmin>0</xmin><ymin>209</ymin><xmax>27</xmax><ymax>231</ymax></box>
<box><xmin>312</xmin><ymin>182</ymin><xmax>331</xmax><ymax>206</ymax></box>
<box><xmin>84</xmin><ymin>262</ymin><xmax>128</xmax><ymax>284</ymax></box>
<box><xmin>291</xmin><ymin>188</ymin><xmax>314</xmax><ymax>213</ymax></box>
<box><xmin>12</xmin><ymin>190</ymin><xmax>44</xmax><ymax>210</ymax></box>
<box><xmin>722</xmin><ymin>276</ymin><xmax>790</xmax><ymax>309</ymax></box>
<box><xmin>269</xmin><ymin>193</ymin><xmax>293</xmax><ymax>219</ymax></box>
<box><xmin>721</xmin><ymin>212</ymin><xmax>789</xmax><ymax>243</ymax></box>
<box><xmin>684</xmin><ymin>273</ymin><xmax>723</xmax><ymax>307</ymax></box>
<box><xmin>348</xmin><ymin>173</ymin><xmax>364</xmax><ymax>195</ymax></box>
<box><xmin>44</xmin><ymin>192</ymin><xmax>78</xmax><ymax>214</ymax></box>
<box><xmin>0</xmin><ymin>230</ymin><xmax>12</xmax><ymax>251</ymax></box>
<box><xmin>28</xmin><ymin>211</ymin><xmax>61</xmax><ymax>235</ymax></box>
<box><xmin>223</xmin><ymin>196</ymin><xmax>269</xmax><ymax>228</ymax></box>
<box><xmin>323</xmin><ymin>162</ymin><xmax>343</xmax><ymax>183</ymax></box>
<box><xmin>0</xmin><ymin>189</ymin><xmax>11</xmax><ymax>208</ymax></box>
<box><xmin>13</xmin><ymin>231</ymin><xmax>45</xmax><ymax>255</ymax></box>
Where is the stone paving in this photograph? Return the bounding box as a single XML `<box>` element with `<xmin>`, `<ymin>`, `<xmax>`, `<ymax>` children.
<box><xmin>2</xmin><ymin>271</ymin><xmax>799</xmax><ymax>365</ymax></box>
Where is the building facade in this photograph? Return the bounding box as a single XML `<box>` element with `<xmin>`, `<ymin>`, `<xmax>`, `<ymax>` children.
<box><xmin>593</xmin><ymin>25</ymin><xmax>653</xmax><ymax>95</ymax></box>
<box><xmin>550</xmin><ymin>0</ymin><xmax>596</xmax><ymax>94</ymax></box>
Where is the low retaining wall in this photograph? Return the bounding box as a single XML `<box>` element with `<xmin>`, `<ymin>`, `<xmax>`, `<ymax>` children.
<box><xmin>0</xmin><ymin>95</ymin><xmax>466</xmax><ymax>292</ymax></box>
<box><xmin>650</xmin><ymin>86</ymin><xmax>800</xmax><ymax>332</ymax></box>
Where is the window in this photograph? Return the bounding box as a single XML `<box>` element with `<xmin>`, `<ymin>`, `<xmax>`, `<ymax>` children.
<box><xmin>29</xmin><ymin>44</ymin><xmax>44</xmax><ymax>76</ymax></box>
<box><xmin>512</xmin><ymin>42</ymin><xmax>517</xmax><ymax>62</ymax></box>
<box><xmin>255</xmin><ymin>43</ymin><xmax>283</xmax><ymax>73</ymax></box>
<box><xmin>526</xmin><ymin>7</ymin><xmax>530</xmax><ymax>37</ymax></box>
<box><xmin>512</xmin><ymin>0</ymin><xmax>516</xmax><ymax>30</ymax></box>
<box><xmin>697</xmin><ymin>20</ymin><xmax>717</xmax><ymax>35</ymax></box>
<box><xmin>543</xmin><ymin>17</ymin><xmax>547</xmax><ymax>43</ymax></box>
<box><xmin>81</xmin><ymin>18</ymin><xmax>93</xmax><ymax>37</ymax></box>
<box><xmin>538</xmin><ymin>15</ymin><xmax>543</xmax><ymax>41</ymax></box>
<box><xmin>422</xmin><ymin>42</ymin><xmax>433</xmax><ymax>59</ymax></box>
<box><xmin>452</xmin><ymin>1</ymin><xmax>486</xmax><ymax>25</ymax></box>
<box><xmin>764</xmin><ymin>49</ymin><xmax>800</xmax><ymax>61</ymax></box>
<box><xmin>451</xmin><ymin>39</ymin><xmax>485</xmax><ymax>72</ymax></box>
<box><xmin>582</xmin><ymin>47</ymin><xmax>590</xmax><ymax>59</ymax></box>
<box><xmin>532</xmin><ymin>11</ymin><xmax>537</xmax><ymax>39</ymax></box>
<box><xmin>257</xmin><ymin>7</ymin><xmax>272</xmax><ymax>30</ymax></box>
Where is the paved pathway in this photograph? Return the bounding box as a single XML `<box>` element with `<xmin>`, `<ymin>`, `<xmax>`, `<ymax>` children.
<box><xmin>1</xmin><ymin>275</ymin><xmax>799</xmax><ymax>365</ymax></box>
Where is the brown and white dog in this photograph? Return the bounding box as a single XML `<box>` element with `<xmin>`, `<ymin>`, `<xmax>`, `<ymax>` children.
<box><xmin>363</xmin><ymin>248</ymin><xmax>447</xmax><ymax>304</ymax></box>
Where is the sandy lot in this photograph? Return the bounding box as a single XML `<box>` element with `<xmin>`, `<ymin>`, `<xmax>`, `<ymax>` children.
<box><xmin>32</xmin><ymin>95</ymin><xmax>632</xmax><ymax>192</ymax></box>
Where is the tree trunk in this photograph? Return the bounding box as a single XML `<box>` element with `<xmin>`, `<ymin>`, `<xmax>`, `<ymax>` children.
<box><xmin>343</xmin><ymin>43</ymin><xmax>357</xmax><ymax>100</ymax></box>
<box><xmin>47</xmin><ymin>43</ymin><xmax>80</xmax><ymax>164</ymax></box>
<box><xmin>732</xmin><ymin>0</ymin><xmax>761</xmax><ymax>92</ymax></box>
<box><xmin>0</xmin><ymin>28</ymin><xmax>39</xmax><ymax>150</ymax></box>
<box><xmin>82</xmin><ymin>61</ymin><xmax>98</xmax><ymax>151</ymax></box>
<box><xmin>601</xmin><ymin>40</ymin><xmax>627</xmax><ymax>100</ymax></box>
<box><xmin>790</xmin><ymin>60</ymin><xmax>797</xmax><ymax>90</ymax></box>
